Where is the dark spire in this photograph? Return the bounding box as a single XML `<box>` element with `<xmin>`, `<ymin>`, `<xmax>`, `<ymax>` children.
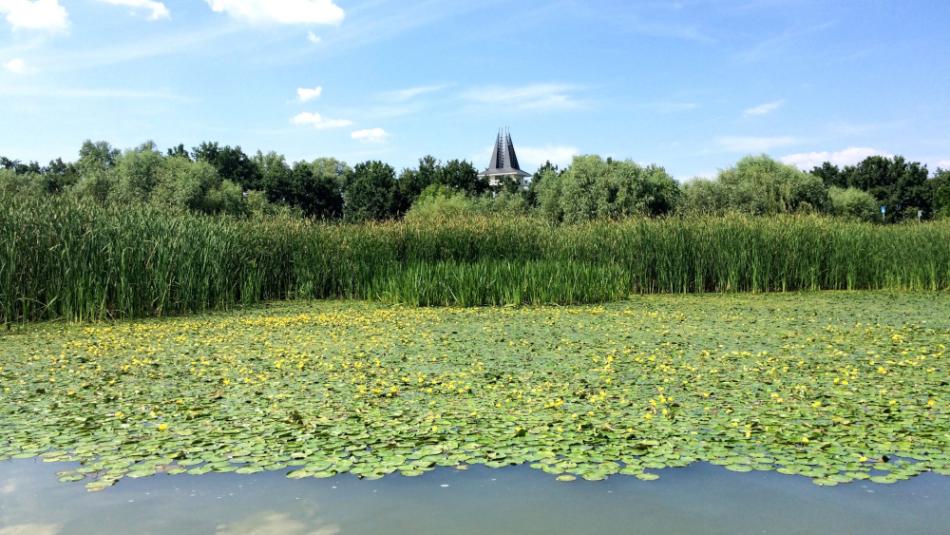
<box><xmin>480</xmin><ymin>127</ymin><xmax>530</xmax><ymax>179</ymax></box>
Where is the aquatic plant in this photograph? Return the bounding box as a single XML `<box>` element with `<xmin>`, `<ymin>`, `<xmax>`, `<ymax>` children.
<box><xmin>0</xmin><ymin>293</ymin><xmax>946</xmax><ymax>491</ymax></box>
<box><xmin>2</xmin><ymin>194</ymin><xmax>949</xmax><ymax>323</ymax></box>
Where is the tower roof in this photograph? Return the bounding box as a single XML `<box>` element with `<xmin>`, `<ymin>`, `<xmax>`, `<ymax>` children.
<box><xmin>479</xmin><ymin>128</ymin><xmax>531</xmax><ymax>178</ymax></box>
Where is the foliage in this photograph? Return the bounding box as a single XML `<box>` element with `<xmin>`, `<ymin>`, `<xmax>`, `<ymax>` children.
<box><xmin>404</xmin><ymin>184</ymin><xmax>475</xmax><ymax>222</ymax></box>
<box><xmin>1</xmin><ymin>293</ymin><xmax>946</xmax><ymax>491</ymax></box>
<box><xmin>828</xmin><ymin>187</ymin><xmax>879</xmax><ymax>222</ymax></box>
<box><xmin>537</xmin><ymin>156</ymin><xmax>679</xmax><ymax>223</ymax></box>
<box><xmin>192</xmin><ymin>142</ymin><xmax>262</xmax><ymax>191</ymax></box>
<box><xmin>932</xmin><ymin>169</ymin><xmax>950</xmax><ymax>219</ymax></box>
<box><xmin>812</xmin><ymin>156</ymin><xmax>932</xmax><ymax>220</ymax></box>
<box><xmin>343</xmin><ymin>161</ymin><xmax>400</xmax><ymax>221</ymax></box>
<box><xmin>686</xmin><ymin>156</ymin><xmax>829</xmax><ymax>215</ymax></box>
<box><xmin>2</xmin><ymin>193</ymin><xmax>949</xmax><ymax>322</ymax></box>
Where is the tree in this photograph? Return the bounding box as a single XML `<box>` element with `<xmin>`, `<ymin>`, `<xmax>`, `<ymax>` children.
<box><xmin>544</xmin><ymin>155</ymin><xmax>681</xmax><ymax>223</ymax></box>
<box><xmin>42</xmin><ymin>158</ymin><xmax>78</xmax><ymax>193</ymax></box>
<box><xmin>166</xmin><ymin>144</ymin><xmax>191</xmax><ymax>160</ymax></box>
<box><xmin>397</xmin><ymin>155</ymin><xmax>442</xmax><ymax>211</ymax></box>
<box><xmin>343</xmin><ymin>161</ymin><xmax>399</xmax><ymax>221</ymax></box>
<box><xmin>74</xmin><ymin>140</ymin><xmax>120</xmax><ymax>203</ymax></box>
<box><xmin>114</xmin><ymin>141</ymin><xmax>164</xmax><ymax>202</ymax></box>
<box><xmin>828</xmin><ymin>187</ymin><xmax>878</xmax><ymax>221</ymax></box>
<box><xmin>291</xmin><ymin>160</ymin><xmax>344</xmax><ymax>219</ymax></box>
<box><xmin>840</xmin><ymin>156</ymin><xmax>930</xmax><ymax>219</ymax></box>
<box><xmin>811</xmin><ymin>162</ymin><xmax>845</xmax><ymax>188</ymax></box>
<box><xmin>716</xmin><ymin>155</ymin><xmax>829</xmax><ymax>214</ymax></box>
<box><xmin>932</xmin><ymin>169</ymin><xmax>950</xmax><ymax>219</ymax></box>
<box><xmin>151</xmin><ymin>157</ymin><xmax>246</xmax><ymax>216</ymax></box>
<box><xmin>255</xmin><ymin>151</ymin><xmax>294</xmax><ymax>205</ymax></box>
<box><xmin>438</xmin><ymin>159</ymin><xmax>485</xmax><ymax>195</ymax></box>
<box><xmin>192</xmin><ymin>142</ymin><xmax>261</xmax><ymax>191</ymax></box>
<box><xmin>77</xmin><ymin>140</ymin><xmax>119</xmax><ymax>174</ymax></box>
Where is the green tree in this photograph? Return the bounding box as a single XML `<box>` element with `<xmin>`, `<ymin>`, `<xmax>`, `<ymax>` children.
<box><xmin>343</xmin><ymin>161</ymin><xmax>399</xmax><ymax>221</ymax></box>
<box><xmin>114</xmin><ymin>141</ymin><xmax>164</xmax><ymax>202</ymax></box>
<box><xmin>811</xmin><ymin>162</ymin><xmax>846</xmax><ymax>188</ymax></box>
<box><xmin>291</xmin><ymin>160</ymin><xmax>344</xmax><ymax>219</ymax></box>
<box><xmin>192</xmin><ymin>142</ymin><xmax>261</xmax><ymax>191</ymax></box>
<box><xmin>547</xmin><ymin>155</ymin><xmax>680</xmax><ymax>223</ymax></box>
<box><xmin>840</xmin><ymin>156</ymin><xmax>930</xmax><ymax>219</ymax></box>
<box><xmin>828</xmin><ymin>187</ymin><xmax>878</xmax><ymax>221</ymax></box>
<box><xmin>438</xmin><ymin>159</ymin><xmax>485</xmax><ymax>195</ymax></box>
<box><xmin>717</xmin><ymin>155</ymin><xmax>829</xmax><ymax>214</ymax></box>
<box><xmin>932</xmin><ymin>169</ymin><xmax>950</xmax><ymax>219</ymax></box>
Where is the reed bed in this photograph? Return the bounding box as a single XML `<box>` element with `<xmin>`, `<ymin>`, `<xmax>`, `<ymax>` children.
<box><xmin>2</xmin><ymin>194</ymin><xmax>948</xmax><ymax>322</ymax></box>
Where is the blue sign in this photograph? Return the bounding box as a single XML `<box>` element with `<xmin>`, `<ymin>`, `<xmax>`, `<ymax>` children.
<box><xmin>880</xmin><ymin>206</ymin><xmax>886</xmax><ymax>215</ymax></box>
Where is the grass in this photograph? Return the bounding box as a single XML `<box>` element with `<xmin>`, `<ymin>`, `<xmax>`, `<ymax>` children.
<box><xmin>0</xmin><ymin>292</ymin><xmax>946</xmax><ymax>491</ymax></box>
<box><xmin>2</xmin><ymin>193</ymin><xmax>949</xmax><ymax>322</ymax></box>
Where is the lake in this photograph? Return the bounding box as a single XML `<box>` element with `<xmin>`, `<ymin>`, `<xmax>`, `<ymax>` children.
<box><xmin>1</xmin><ymin>460</ymin><xmax>947</xmax><ymax>534</ymax></box>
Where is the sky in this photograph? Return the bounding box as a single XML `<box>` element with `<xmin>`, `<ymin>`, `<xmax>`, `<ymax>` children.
<box><xmin>1</xmin><ymin>0</ymin><xmax>949</xmax><ymax>179</ymax></box>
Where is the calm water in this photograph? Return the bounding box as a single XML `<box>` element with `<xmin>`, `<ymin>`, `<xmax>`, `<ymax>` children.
<box><xmin>1</xmin><ymin>461</ymin><xmax>947</xmax><ymax>535</ymax></box>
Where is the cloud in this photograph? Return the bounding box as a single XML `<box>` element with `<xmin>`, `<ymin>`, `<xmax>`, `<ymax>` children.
<box><xmin>205</xmin><ymin>0</ymin><xmax>344</xmax><ymax>25</ymax></box>
<box><xmin>351</xmin><ymin>128</ymin><xmax>389</xmax><ymax>143</ymax></box>
<box><xmin>296</xmin><ymin>86</ymin><xmax>322</xmax><ymax>102</ymax></box>
<box><xmin>307</xmin><ymin>31</ymin><xmax>321</xmax><ymax>44</ymax></box>
<box><xmin>291</xmin><ymin>112</ymin><xmax>352</xmax><ymax>129</ymax></box>
<box><xmin>517</xmin><ymin>145</ymin><xmax>580</xmax><ymax>168</ymax></box>
<box><xmin>216</xmin><ymin>511</ymin><xmax>339</xmax><ymax>535</ymax></box>
<box><xmin>0</xmin><ymin>86</ymin><xmax>189</xmax><ymax>100</ymax></box>
<box><xmin>379</xmin><ymin>85</ymin><xmax>446</xmax><ymax>102</ymax></box>
<box><xmin>0</xmin><ymin>524</ymin><xmax>63</xmax><ymax>535</ymax></box>
<box><xmin>643</xmin><ymin>101</ymin><xmax>700</xmax><ymax>113</ymax></box>
<box><xmin>780</xmin><ymin>147</ymin><xmax>890</xmax><ymax>170</ymax></box>
<box><xmin>717</xmin><ymin>136</ymin><xmax>797</xmax><ymax>153</ymax></box>
<box><xmin>937</xmin><ymin>160</ymin><xmax>950</xmax><ymax>170</ymax></box>
<box><xmin>463</xmin><ymin>84</ymin><xmax>584</xmax><ymax>111</ymax></box>
<box><xmin>3</xmin><ymin>57</ymin><xmax>25</xmax><ymax>73</ymax></box>
<box><xmin>98</xmin><ymin>0</ymin><xmax>169</xmax><ymax>20</ymax></box>
<box><xmin>743</xmin><ymin>100</ymin><xmax>784</xmax><ymax>117</ymax></box>
<box><xmin>0</xmin><ymin>0</ymin><xmax>68</xmax><ymax>31</ymax></box>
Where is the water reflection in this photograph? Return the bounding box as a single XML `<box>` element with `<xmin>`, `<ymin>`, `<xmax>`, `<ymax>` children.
<box><xmin>0</xmin><ymin>460</ymin><xmax>948</xmax><ymax>534</ymax></box>
<box><xmin>216</xmin><ymin>511</ymin><xmax>340</xmax><ymax>535</ymax></box>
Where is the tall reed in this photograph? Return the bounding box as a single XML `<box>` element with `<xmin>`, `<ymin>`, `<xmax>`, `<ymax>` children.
<box><xmin>2</xmin><ymin>193</ymin><xmax>948</xmax><ymax>322</ymax></box>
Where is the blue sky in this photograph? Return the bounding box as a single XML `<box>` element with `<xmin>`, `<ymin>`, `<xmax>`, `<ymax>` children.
<box><xmin>2</xmin><ymin>0</ymin><xmax>949</xmax><ymax>179</ymax></box>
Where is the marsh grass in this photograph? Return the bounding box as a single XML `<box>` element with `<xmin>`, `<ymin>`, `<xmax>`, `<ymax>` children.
<box><xmin>2</xmin><ymin>194</ymin><xmax>948</xmax><ymax>322</ymax></box>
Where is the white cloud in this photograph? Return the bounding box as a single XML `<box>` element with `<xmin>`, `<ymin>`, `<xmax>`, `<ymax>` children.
<box><xmin>463</xmin><ymin>84</ymin><xmax>583</xmax><ymax>111</ymax></box>
<box><xmin>780</xmin><ymin>147</ymin><xmax>890</xmax><ymax>170</ymax></box>
<box><xmin>291</xmin><ymin>112</ymin><xmax>352</xmax><ymax>129</ymax></box>
<box><xmin>307</xmin><ymin>31</ymin><xmax>321</xmax><ymax>44</ymax></box>
<box><xmin>98</xmin><ymin>0</ymin><xmax>169</xmax><ymax>20</ymax></box>
<box><xmin>517</xmin><ymin>145</ymin><xmax>580</xmax><ymax>168</ymax></box>
<box><xmin>296</xmin><ymin>86</ymin><xmax>322</xmax><ymax>102</ymax></box>
<box><xmin>0</xmin><ymin>0</ymin><xmax>68</xmax><ymax>31</ymax></box>
<box><xmin>3</xmin><ymin>57</ymin><xmax>25</xmax><ymax>73</ymax></box>
<box><xmin>0</xmin><ymin>524</ymin><xmax>62</xmax><ymax>535</ymax></box>
<box><xmin>351</xmin><ymin>128</ymin><xmax>389</xmax><ymax>143</ymax></box>
<box><xmin>380</xmin><ymin>85</ymin><xmax>446</xmax><ymax>102</ymax></box>
<box><xmin>717</xmin><ymin>136</ymin><xmax>797</xmax><ymax>153</ymax></box>
<box><xmin>743</xmin><ymin>99</ymin><xmax>785</xmax><ymax>117</ymax></box>
<box><xmin>205</xmin><ymin>0</ymin><xmax>344</xmax><ymax>25</ymax></box>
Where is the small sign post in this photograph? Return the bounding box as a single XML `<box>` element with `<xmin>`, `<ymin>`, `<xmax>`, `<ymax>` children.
<box><xmin>880</xmin><ymin>205</ymin><xmax>886</xmax><ymax>222</ymax></box>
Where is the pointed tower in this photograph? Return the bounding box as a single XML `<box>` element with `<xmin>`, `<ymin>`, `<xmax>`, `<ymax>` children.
<box><xmin>479</xmin><ymin>128</ymin><xmax>531</xmax><ymax>190</ymax></box>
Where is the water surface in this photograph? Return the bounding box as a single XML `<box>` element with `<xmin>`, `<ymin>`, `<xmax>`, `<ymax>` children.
<box><xmin>1</xmin><ymin>461</ymin><xmax>947</xmax><ymax>534</ymax></box>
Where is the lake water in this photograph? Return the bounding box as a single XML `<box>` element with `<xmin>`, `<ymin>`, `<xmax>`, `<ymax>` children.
<box><xmin>1</xmin><ymin>461</ymin><xmax>947</xmax><ymax>535</ymax></box>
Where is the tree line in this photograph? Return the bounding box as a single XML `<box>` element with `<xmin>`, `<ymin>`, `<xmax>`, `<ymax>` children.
<box><xmin>2</xmin><ymin>140</ymin><xmax>949</xmax><ymax>222</ymax></box>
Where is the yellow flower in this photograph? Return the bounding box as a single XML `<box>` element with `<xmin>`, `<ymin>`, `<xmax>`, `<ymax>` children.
<box><xmin>114</xmin><ymin>411</ymin><xmax>125</xmax><ymax>419</ymax></box>
<box><xmin>157</xmin><ymin>423</ymin><xmax>169</xmax><ymax>432</ymax></box>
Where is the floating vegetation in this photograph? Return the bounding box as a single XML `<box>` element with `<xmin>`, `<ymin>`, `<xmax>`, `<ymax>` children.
<box><xmin>0</xmin><ymin>292</ymin><xmax>947</xmax><ymax>491</ymax></box>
